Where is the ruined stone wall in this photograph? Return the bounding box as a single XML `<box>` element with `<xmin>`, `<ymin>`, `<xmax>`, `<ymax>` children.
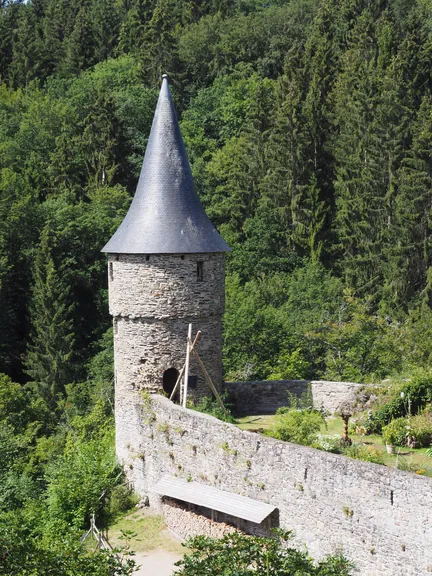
<box><xmin>132</xmin><ymin>395</ymin><xmax>432</xmax><ymax>576</ymax></box>
<box><xmin>107</xmin><ymin>252</ymin><xmax>225</xmax><ymax>469</ymax></box>
<box><xmin>225</xmin><ymin>380</ymin><xmax>365</xmax><ymax>415</ymax></box>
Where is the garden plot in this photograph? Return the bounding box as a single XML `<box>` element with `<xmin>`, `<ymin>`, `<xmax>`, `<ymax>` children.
<box><xmin>236</xmin><ymin>413</ymin><xmax>432</xmax><ymax>477</ymax></box>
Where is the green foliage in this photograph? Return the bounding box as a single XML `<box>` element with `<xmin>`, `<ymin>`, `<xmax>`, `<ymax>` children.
<box><xmin>25</xmin><ymin>221</ymin><xmax>75</xmax><ymax>408</ymax></box>
<box><xmin>223</xmin><ymin>263</ymin><xmax>343</xmax><ymax>381</ymax></box>
<box><xmin>1</xmin><ymin>0</ymin><xmax>432</xmax><ymax>391</ymax></box>
<box><xmin>0</xmin><ymin>511</ymin><xmax>136</xmax><ymax>576</ymax></box>
<box><xmin>188</xmin><ymin>393</ymin><xmax>236</xmax><ymax>423</ymax></box>
<box><xmin>108</xmin><ymin>485</ymin><xmax>139</xmax><ymax>519</ymax></box>
<box><xmin>174</xmin><ymin>530</ymin><xmax>354</xmax><ymax>575</ymax></box>
<box><xmin>267</xmin><ymin>349</ymin><xmax>311</xmax><ymax>381</ymax></box>
<box><xmin>382</xmin><ymin>418</ymin><xmax>408</xmax><ymax>446</ymax></box>
<box><xmin>267</xmin><ymin>408</ymin><xmax>325</xmax><ymax>446</ymax></box>
<box><xmin>342</xmin><ymin>444</ymin><xmax>385</xmax><ymax>466</ymax></box>
<box><xmin>407</xmin><ymin>414</ymin><xmax>432</xmax><ymax>447</ymax></box>
<box><xmin>44</xmin><ymin>429</ymin><xmax>120</xmax><ymax>533</ymax></box>
<box><xmin>318</xmin><ymin>292</ymin><xmax>402</xmax><ymax>382</ymax></box>
<box><xmin>367</xmin><ymin>372</ymin><xmax>432</xmax><ymax>433</ymax></box>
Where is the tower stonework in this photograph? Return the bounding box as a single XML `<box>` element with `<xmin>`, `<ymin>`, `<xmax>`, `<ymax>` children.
<box><xmin>103</xmin><ymin>75</ymin><xmax>230</xmax><ymax>475</ymax></box>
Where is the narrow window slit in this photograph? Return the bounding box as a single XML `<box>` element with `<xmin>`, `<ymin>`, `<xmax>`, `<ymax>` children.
<box><xmin>197</xmin><ymin>261</ymin><xmax>204</xmax><ymax>281</ymax></box>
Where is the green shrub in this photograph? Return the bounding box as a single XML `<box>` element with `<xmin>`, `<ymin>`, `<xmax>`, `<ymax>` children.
<box><xmin>367</xmin><ymin>372</ymin><xmax>432</xmax><ymax>433</ymax></box>
<box><xmin>315</xmin><ymin>435</ymin><xmax>342</xmax><ymax>453</ymax></box>
<box><xmin>109</xmin><ymin>484</ymin><xmax>139</xmax><ymax>518</ymax></box>
<box><xmin>174</xmin><ymin>530</ymin><xmax>354</xmax><ymax>576</ymax></box>
<box><xmin>343</xmin><ymin>444</ymin><xmax>384</xmax><ymax>465</ymax></box>
<box><xmin>188</xmin><ymin>393</ymin><xmax>236</xmax><ymax>423</ymax></box>
<box><xmin>267</xmin><ymin>409</ymin><xmax>325</xmax><ymax>446</ymax></box>
<box><xmin>396</xmin><ymin>457</ymin><xmax>419</xmax><ymax>473</ymax></box>
<box><xmin>407</xmin><ymin>414</ymin><xmax>432</xmax><ymax>447</ymax></box>
<box><xmin>0</xmin><ymin>509</ymin><xmax>136</xmax><ymax>576</ymax></box>
<box><xmin>382</xmin><ymin>418</ymin><xmax>408</xmax><ymax>446</ymax></box>
<box><xmin>266</xmin><ymin>349</ymin><xmax>310</xmax><ymax>380</ymax></box>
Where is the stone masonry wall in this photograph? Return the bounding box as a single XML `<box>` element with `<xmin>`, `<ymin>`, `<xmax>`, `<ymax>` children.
<box><xmin>131</xmin><ymin>395</ymin><xmax>432</xmax><ymax>576</ymax></box>
<box><xmin>108</xmin><ymin>253</ymin><xmax>225</xmax><ymax>319</ymax></box>
<box><xmin>107</xmin><ymin>252</ymin><xmax>225</xmax><ymax>467</ymax></box>
<box><xmin>225</xmin><ymin>380</ymin><xmax>364</xmax><ymax>415</ymax></box>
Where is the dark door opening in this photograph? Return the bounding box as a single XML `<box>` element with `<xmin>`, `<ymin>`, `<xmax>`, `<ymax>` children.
<box><xmin>163</xmin><ymin>368</ymin><xmax>179</xmax><ymax>399</ymax></box>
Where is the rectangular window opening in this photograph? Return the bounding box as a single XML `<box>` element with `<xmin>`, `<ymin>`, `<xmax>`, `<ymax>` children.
<box><xmin>188</xmin><ymin>375</ymin><xmax>198</xmax><ymax>389</ymax></box>
<box><xmin>197</xmin><ymin>261</ymin><xmax>204</xmax><ymax>281</ymax></box>
<box><xmin>109</xmin><ymin>262</ymin><xmax>114</xmax><ymax>281</ymax></box>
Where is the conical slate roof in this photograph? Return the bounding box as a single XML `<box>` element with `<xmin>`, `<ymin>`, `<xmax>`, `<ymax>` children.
<box><xmin>102</xmin><ymin>76</ymin><xmax>230</xmax><ymax>254</ymax></box>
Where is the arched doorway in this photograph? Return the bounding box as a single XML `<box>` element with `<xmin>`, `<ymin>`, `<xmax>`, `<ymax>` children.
<box><xmin>163</xmin><ymin>368</ymin><xmax>179</xmax><ymax>399</ymax></box>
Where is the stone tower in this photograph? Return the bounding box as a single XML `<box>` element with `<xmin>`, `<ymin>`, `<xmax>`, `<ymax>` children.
<box><xmin>102</xmin><ymin>75</ymin><xmax>230</xmax><ymax>469</ymax></box>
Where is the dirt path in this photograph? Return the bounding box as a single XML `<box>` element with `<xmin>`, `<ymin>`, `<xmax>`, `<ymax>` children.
<box><xmin>107</xmin><ymin>508</ymin><xmax>185</xmax><ymax>575</ymax></box>
<box><xmin>133</xmin><ymin>550</ymin><xmax>182</xmax><ymax>576</ymax></box>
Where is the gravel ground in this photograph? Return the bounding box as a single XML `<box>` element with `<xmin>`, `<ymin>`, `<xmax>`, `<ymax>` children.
<box><xmin>134</xmin><ymin>550</ymin><xmax>182</xmax><ymax>576</ymax></box>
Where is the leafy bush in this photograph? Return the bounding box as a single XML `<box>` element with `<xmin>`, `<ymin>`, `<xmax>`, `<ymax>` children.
<box><xmin>109</xmin><ymin>484</ymin><xmax>139</xmax><ymax>519</ymax></box>
<box><xmin>174</xmin><ymin>530</ymin><xmax>354</xmax><ymax>576</ymax></box>
<box><xmin>382</xmin><ymin>418</ymin><xmax>408</xmax><ymax>446</ymax></box>
<box><xmin>367</xmin><ymin>372</ymin><xmax>432</xmax><ymax>433</ymax></box>
<box><xmin>266</xmin><ymin>348</ymin><xmax>310</xmax><ymax>380</ymax></box>
<box><xmin>407</xmin><ymin>414</ymin><xmax>432</xmax><ymax>447</ymax></box>
<box><xmin>267</xmin><ymin>408</ymin><xmax>325</xmax><ymax>446</ymax></box>
<box><xmin>395</xmin><ymin>457</ymin><xmax>419</xmax><ymax>473</ymax></box>
<box><xmin>315</xmin><ymin>435</ymin><xmax>342</xmax><ymax>453</ymax></box>
<box><xmin>44</xmin><ymin>429</ymin><xmax>121</xmax><ymax>534</ymax></box>
<box><xmin>343</xmin><ymin>444</ymin><xmax>385</xmax><ymax>465</ymax></box>
<box><xmin>321</xmin><ymin>292</ymin><xmax>402</xmax><ymax>382</ymax></box>
<box><xmin>188</xmin><ymin>393</ymin><xmax>236</xmax><ymax>423</ymax></box>
<box><xmin>0</xmin><ymin>511</ymin><xmax>136</xmax><ymax>576</ymax></box>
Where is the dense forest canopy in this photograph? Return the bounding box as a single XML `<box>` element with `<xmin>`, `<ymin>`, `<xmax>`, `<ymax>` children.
<box><xmin>1</xmin><ymin>0</ymin><xmax>432</xmax><ymax>388</ymax></box>
<box><xmin>1</xmin><ymin>0</ymin><xmax>432</xmax><ymax>570</ymax></box>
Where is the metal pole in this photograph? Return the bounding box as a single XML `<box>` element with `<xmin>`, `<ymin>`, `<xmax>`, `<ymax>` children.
<box><xmin>183</xmin><ymin>323</ymin><xmax>192</xmax><ymax>408</ymax></box>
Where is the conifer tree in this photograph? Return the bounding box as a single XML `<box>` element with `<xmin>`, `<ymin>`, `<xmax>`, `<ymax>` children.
<box><xmin>61</xmin><ymin>5</ymin><xmax>96</xmax><ymax>76</ymax></box>
<box><xmin>261</xmin><ymin>75</ymin><xmax>328</xmax><ymax>261</ymax></box>
<box><xmin>91</xmin><ymin>0</ymin><xmax>120</xmax><ymax>63</ymax></box>
<box><xmin>117</xmin><ymin>0</ymin><xmax>154</xmax><ymax>55</ymax></box>
<box><xmin>140</xmin><ymin>0</ymin><xmax>178</xmax><ymax>85</ymax></box>
<box><xmin>25</xmin><ymin>221</ymin><xmax>75</xmax><ymax>408</ymax></box>
<box><xmin>395</xmin><ymin>96</ymin><xmax>432</xmax><ymax>305</ymax></box>
<box><xmin>330</xmin><ymin>6</ymin><xmax>408</xmax><ymax>302</ymax></box>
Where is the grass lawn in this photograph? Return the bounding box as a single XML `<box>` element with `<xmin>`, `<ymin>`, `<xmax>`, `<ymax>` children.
<box><xmin>236</xmin><ymin>414</ymin><xmax>276</xmax><ymax>431</ymax></box>
<box><xmin>235</xmin><ymin>413</ymin><xmax>432</xmax><ymax>476</ymax></box>
<box><xmin>107</xmin><ymin>508</ymin><xmax>184</xmax><ymax>554</ymax></box>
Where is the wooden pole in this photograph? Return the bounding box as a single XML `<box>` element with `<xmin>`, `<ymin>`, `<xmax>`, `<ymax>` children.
<box><xmin>191</xmin><ymin>347</ymin><xmax>228</xmax><ymax>417</ymax></box>
<box><xmin>169</xmin><ymin>331</ymin><xmax>201</xmax><ymax>401</ymax></box>
<box><xmin>170</xmin><ymin>365</ymin><xmax>185</xmax><ymax>401</ymax></box>
<box><xmin>183</xmin><ymin>324</ymin><xmax>193</xmax><ymax>408</ymax></box>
